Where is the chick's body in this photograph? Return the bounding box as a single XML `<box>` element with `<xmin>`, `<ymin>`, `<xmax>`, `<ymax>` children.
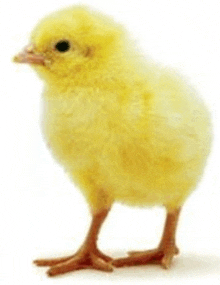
<box><xmin>43</xmin><ymin>56</ymin><xmax>211</xmax><ymax>212</ymax></box>
<box><xmin>15</xmin><ymin>6</ymin><xmax>212</xmax><ymax>275</ymax></box>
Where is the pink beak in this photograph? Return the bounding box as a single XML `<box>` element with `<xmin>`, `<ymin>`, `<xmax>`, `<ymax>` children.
<box><xmin>13</xmin><ymin>44</ymin><xmax>46</xmax><ymax>65</ymax></box>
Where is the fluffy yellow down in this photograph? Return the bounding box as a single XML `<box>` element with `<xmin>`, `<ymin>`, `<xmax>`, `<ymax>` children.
<box><xmin>31</xmin><ymin>6</ymin><xmax>212</xmax><ymax>213</ymax></box>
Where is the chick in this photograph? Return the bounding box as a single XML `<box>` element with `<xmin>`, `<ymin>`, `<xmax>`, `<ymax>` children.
<box><xmin>14</xmin><ymin>6</ymin><xmax>212</xmax><ymax>276</ymax></box>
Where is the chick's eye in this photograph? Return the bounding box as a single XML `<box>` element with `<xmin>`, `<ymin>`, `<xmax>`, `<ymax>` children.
<box><xmin>55</xmin><ymin>40</ymin><xmax>70</xmax><ymax>52</ymax></box>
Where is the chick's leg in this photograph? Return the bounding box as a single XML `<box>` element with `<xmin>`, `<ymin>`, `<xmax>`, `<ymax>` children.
<box><xmin>34</xmin><ymin>207</ymin><xmax>113</xmax><ymax>276</ymax></box>
<box><xmin>113</xmin><ymin>207</ymin><xmax>181</xmax><ymax>269</ymax></box>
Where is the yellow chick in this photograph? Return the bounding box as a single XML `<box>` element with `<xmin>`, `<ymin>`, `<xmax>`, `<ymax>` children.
<box><xmin>14</xmin><ymin>6</ymin><xmax>212</xmax><ymax>276</ymax></box>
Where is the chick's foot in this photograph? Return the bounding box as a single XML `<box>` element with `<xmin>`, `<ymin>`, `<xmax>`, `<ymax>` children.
<box><xmin>34</xmin><ymin>208</ymin><xmax>114</xmax><ymax>276</ymax></box>
<box><xmin>113</xmin><ymin>245</ymin><xmax>178</xmax><ymax>269</ymax></box>
<box><xmin>34</xmin><ymin>248</ymin><xmax>113</xmax><ymax>276</ymax></box>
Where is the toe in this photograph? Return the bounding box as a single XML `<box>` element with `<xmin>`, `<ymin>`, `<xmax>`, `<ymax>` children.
<box><xmin>91</xmin><ymin>255</ymin><xmax>113</xmax><ymax>272</ymax></box>
<box><xmin>47</xmin><ymin>258</ymin><xmax>83</xmax><ymax>276</ymax></box>
<box><xmin>34</xmin><ymin>256</ymin><xmax>73</xmax><ymax>267</ymax></box>
<box><xmin>95</xmin><ymin>250</ymin><xmax>113</xmax><ymax>262</ymax></box>
<box><xmin>113</xmin><ymin>252</ymin><xmax>157</xmax><ymax>268</ymax></box>
<box><xmin>128</xmin><ymin>249</ymin><xmax>158</xmax><ymax>257</ymax></box>
<box><xmin>161</xmin><ymin>254</ymin><xmax>173</xmax><ymax>269</ymax></box>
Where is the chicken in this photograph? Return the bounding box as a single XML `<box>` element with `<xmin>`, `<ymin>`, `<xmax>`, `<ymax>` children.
<box><xmin>13</xmin><ymin>6</ymin><xmax>212</xmax><ymax>276</ymax></box>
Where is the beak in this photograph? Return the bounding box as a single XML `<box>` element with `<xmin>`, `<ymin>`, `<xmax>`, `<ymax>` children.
<box><xmin>13</xmin><ymin>44</ymin><xmax>46</xmax><ymax>65</ymax></box>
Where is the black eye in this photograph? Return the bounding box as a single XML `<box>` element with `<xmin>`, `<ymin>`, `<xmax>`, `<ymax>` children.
<box><xmin>55</xmin><ymin>40</ymin><xmax>70</xmax><ymax>52</ymax></box>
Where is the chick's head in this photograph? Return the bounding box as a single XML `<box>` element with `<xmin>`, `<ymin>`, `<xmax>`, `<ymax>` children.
<box><xmin>14</xmin><ymin>6</ymin><xmax>126</xmax><ymax>86</ymax></box>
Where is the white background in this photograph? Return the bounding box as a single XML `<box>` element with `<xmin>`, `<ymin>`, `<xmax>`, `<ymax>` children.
<box><xmin>1</xmin><ymin>0</ymin><xmax>220</xmax><ymax>284</ymax></box>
